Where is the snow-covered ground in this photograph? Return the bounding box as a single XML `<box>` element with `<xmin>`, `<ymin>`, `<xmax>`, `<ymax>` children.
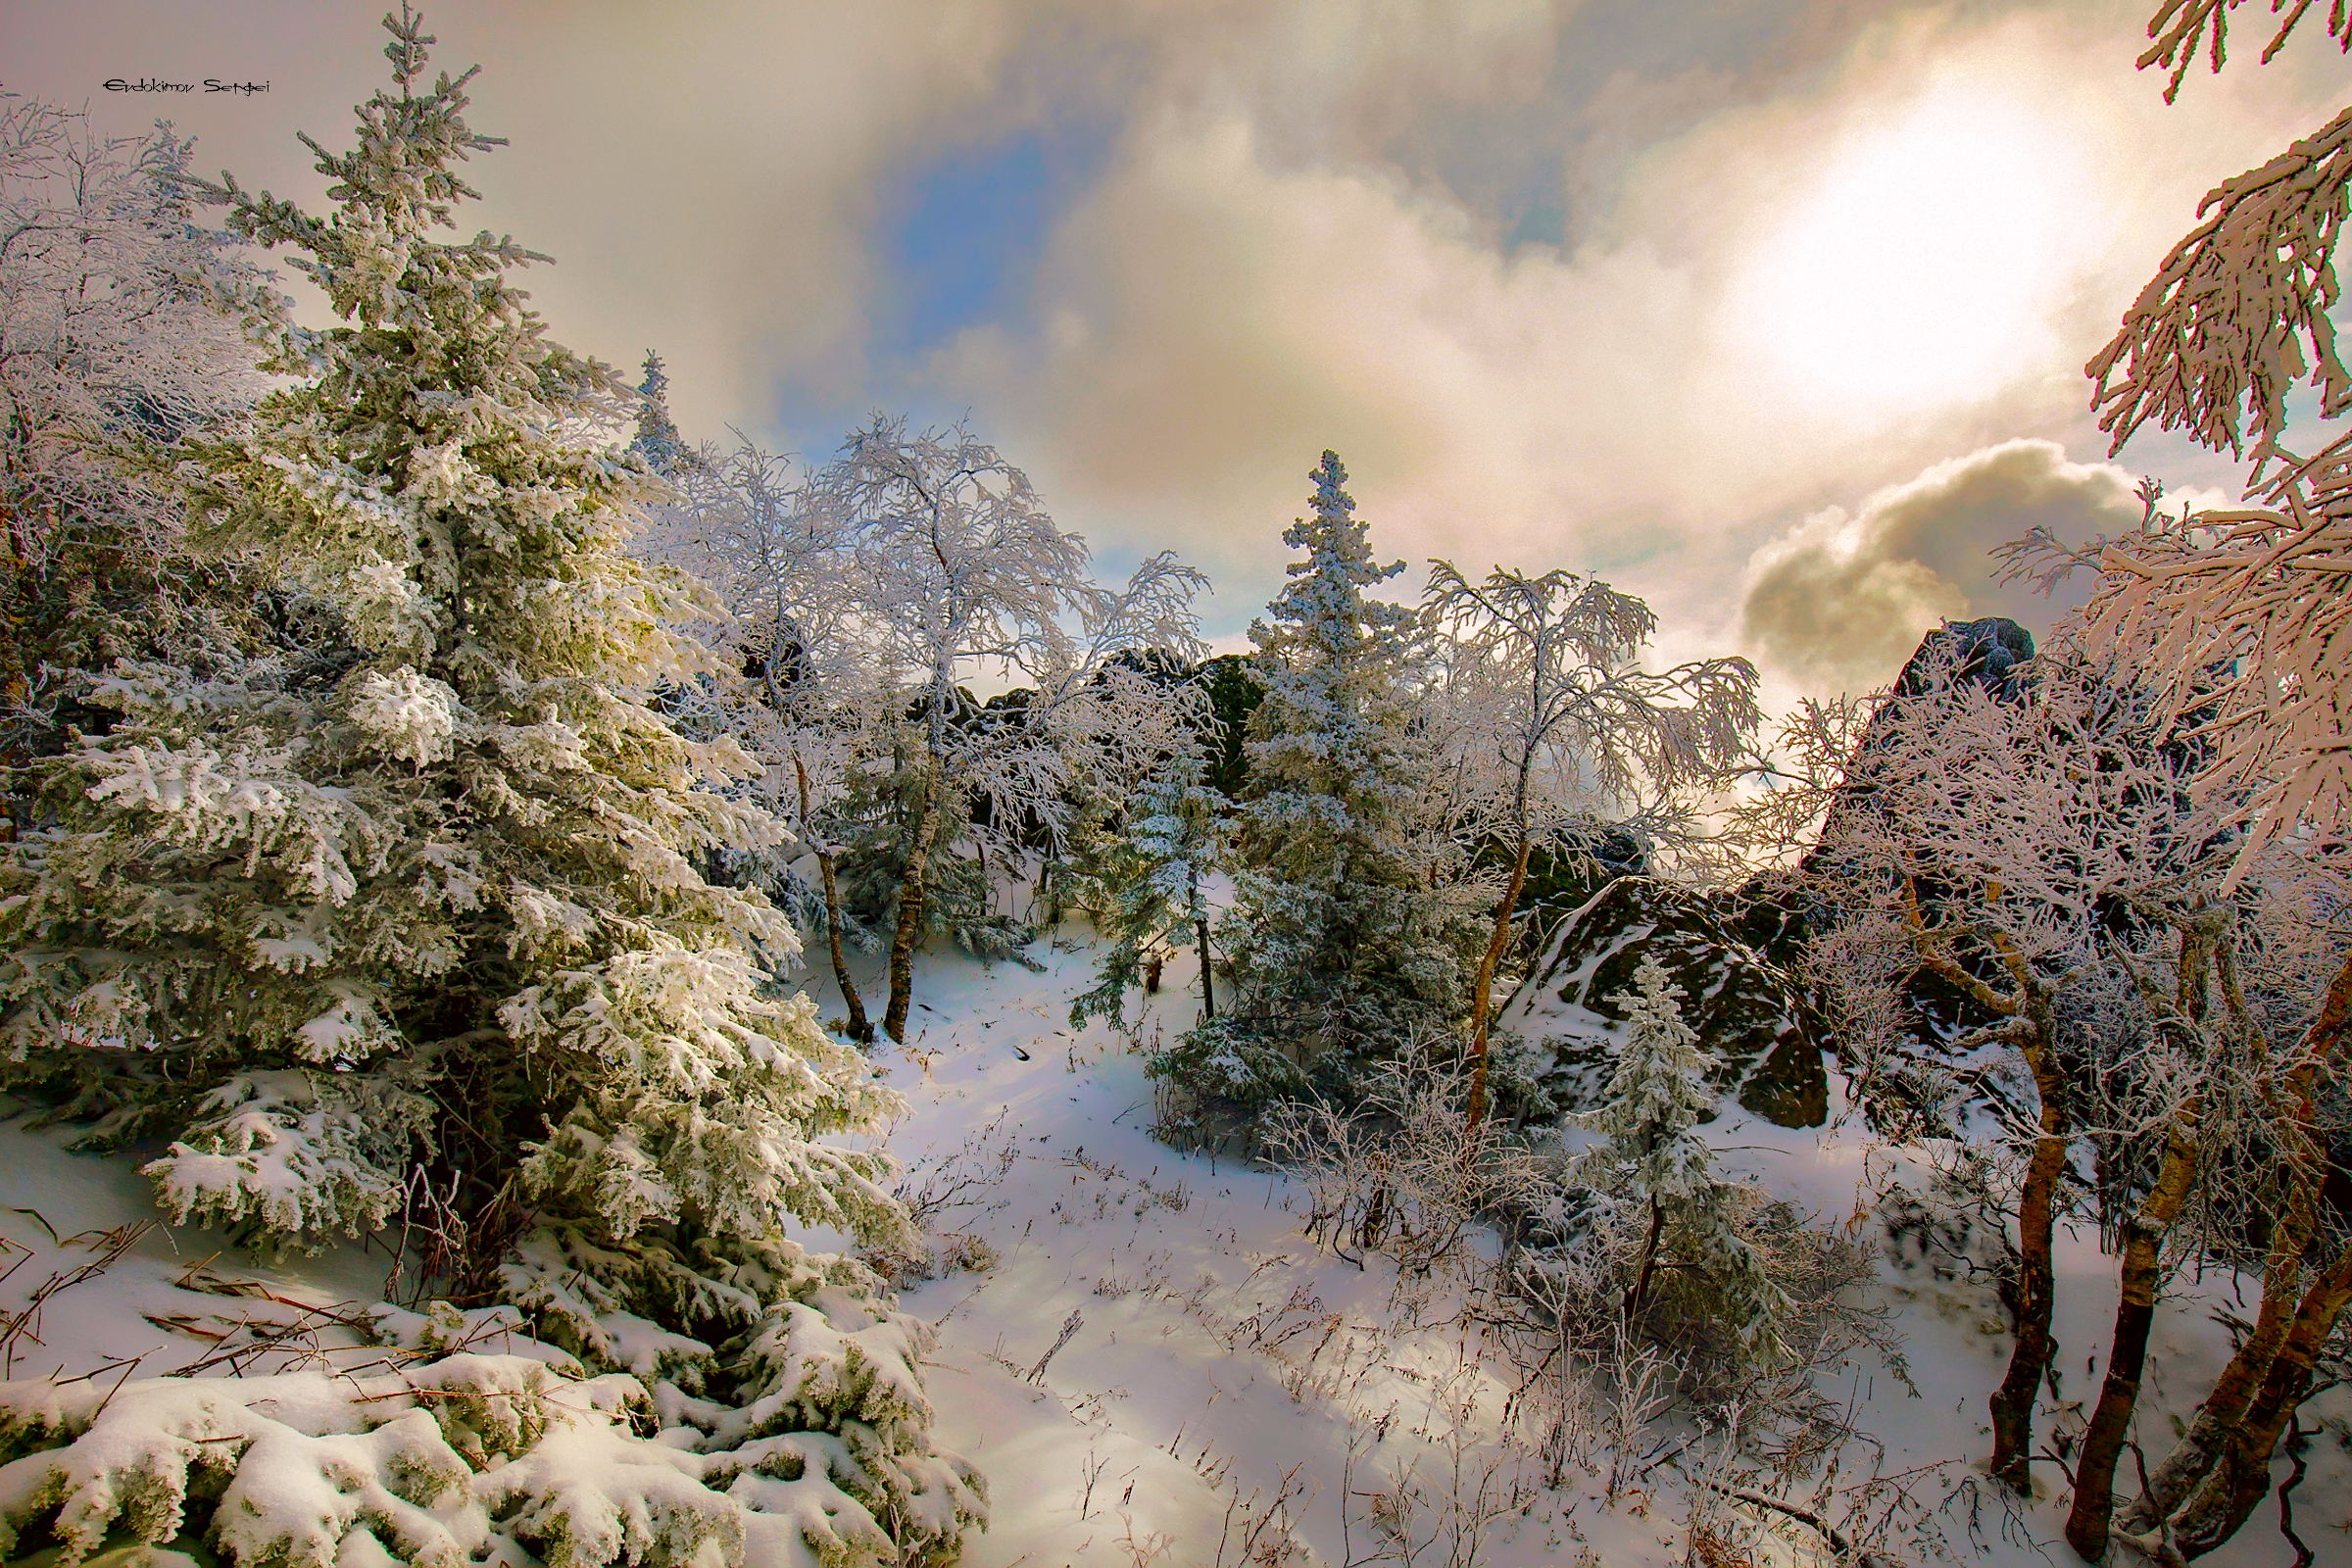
<box><xmin>6</xmin><ymin>934</ymin><xmax>2348</xmax><ymax>1567</ymax></box>
<box><xmin>798</xmin><ymin>940</ymin><xmax>2352</xmax><ymax>1568</ymax></box>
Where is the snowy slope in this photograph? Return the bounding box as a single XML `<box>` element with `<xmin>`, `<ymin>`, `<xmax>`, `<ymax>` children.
<box><xmin>806</xmin><ymin>940</ymin><xmax>2352</xmax><ymax>1568</ymax></box>
<box><xmin>6</xmin><ymin>933</ymin><xmax>2348</xmax><ymax>1567</ymax></box>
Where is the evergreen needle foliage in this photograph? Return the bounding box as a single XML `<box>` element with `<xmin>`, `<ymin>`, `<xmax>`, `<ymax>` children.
<box><xmin>1068</xmin><ymin>745</ymin><xmax>1226</xmax><ymax>1031</ymax></box>
<box><xmin>0</xmin><ymin>13</ymin><xmax>978</xmax><ymax>1564</ymax></box>
<box><xmin>1155</xmin><ymin>452</ymin><xmax>1477</xmax><ymax>1124</ymax></box>
<box><xmin>1574</xmin><ymin>956</ymin><xmax>1788</xmax><ymax>1361</ymax></box>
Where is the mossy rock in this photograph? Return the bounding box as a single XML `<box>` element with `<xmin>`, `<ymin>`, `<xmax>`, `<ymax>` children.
<box><xmin>1494</xmin><ymin>875</ymin><xmax>1826</xmax><ymax>1128</ymax></box>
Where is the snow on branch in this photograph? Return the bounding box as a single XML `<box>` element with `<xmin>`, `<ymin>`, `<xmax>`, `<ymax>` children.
<box><xmin>2139</xmin><ymin>0</ymin><xmax>2352</xmax><ymax>104</ymax></box>
<box><xmin>0</xmin><ymin>1344</ymin><xmax>973</xmax><ymax>1568</ymax></box>
<box><xmin>2086</xmin><ymin>101</ymin><xmax>2352</xmax><ymax>471</ymax></box>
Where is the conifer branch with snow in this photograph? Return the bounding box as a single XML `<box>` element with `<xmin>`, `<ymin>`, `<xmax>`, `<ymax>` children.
<box><xmin>0</xmin><ymin>12</ymin><xmax>979</xmax><ymax>1564</ymax></box>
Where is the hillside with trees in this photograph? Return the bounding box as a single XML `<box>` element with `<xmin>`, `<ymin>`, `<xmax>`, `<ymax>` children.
<box><xmin>1</xmin><ymin>5</ymin><xmax>2348</xmax><ymax>1567</ymax></box>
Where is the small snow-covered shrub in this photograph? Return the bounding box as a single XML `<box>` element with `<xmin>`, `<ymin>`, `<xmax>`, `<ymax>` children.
<box><xmin>1564</xmin><ymin>956</ymin><xmax>1790</xmax><ymax>1360</ymax></box>
<box><xmin>1489</xmin><ymin>960</ymin><xmax>1889</xmax><ymax>1420</ymax></box>
<box><xmin>0</xmin><ymin>1277</ymin><xmax>984</xmax><ymax>1568</ymax></box>
<box><xmin>1262</xmin><ymin>1036</ymin><xmax>1543</xmax><ymax>1280</ymax></box>
<box><xmin>1065</xmin><ymin>746</ymin><xmax>1224</xmax><ymax>1033</ymax></box>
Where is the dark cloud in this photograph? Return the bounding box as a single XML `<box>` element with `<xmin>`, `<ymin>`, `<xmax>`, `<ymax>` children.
<box><xmin>1740</xmin><ymin>438</ymin><xmax>2142</xmax><ymax>691</ymax></box>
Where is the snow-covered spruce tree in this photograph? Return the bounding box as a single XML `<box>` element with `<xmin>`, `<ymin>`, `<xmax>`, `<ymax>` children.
<box><xmin>1068</xmin><ymin>740</ymin><xmax>1227</xmax><ymax>1030</ymax></box>
<box><xmin>0</xmin><ymin>13</ymin><xmax>979</xmax><ymax>1565</ymax></box>
<box><xmin>1156</xmin><ymin>452</ymin><xmax>1477</xmax><ymax>1119</ymax></box>
<box><xmin>630</xmin><ymin>349</ymin><xmax>695</xmax><ymax>477</ymax></box>
<box><xmin>1571</xmin><ymin>956</ymin><xmax>1787</xmax><ymax>1362</ymax></box>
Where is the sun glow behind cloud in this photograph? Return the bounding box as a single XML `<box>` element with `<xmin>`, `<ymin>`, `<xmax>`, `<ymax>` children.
<box><xmin>1728</xmin><ymin>82</ymin><xmax>2095</xmax><ymax>415</ymax></box>
<box><xmin>24</xmin><ymin>0</ymin><xmax>2330</xmax><ymax>696</ymax></box>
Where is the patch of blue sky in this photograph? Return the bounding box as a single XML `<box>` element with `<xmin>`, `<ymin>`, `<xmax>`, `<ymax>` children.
<box><xmin>759</xmin><ymin>122</ymin><xmax>1111</xmax><ymax>459</ymax></box>
<box><xmin>870</xmin><ymin>122</ymin><xmax>1110</xmax><ymax>368</ymax></box>
<box><xmin>1500</xmin><ymin>187</ymin><xmax>1569</xmax><ymax>252</ymax></box>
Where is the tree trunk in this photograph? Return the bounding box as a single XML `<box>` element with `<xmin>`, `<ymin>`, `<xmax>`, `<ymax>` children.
<box><xmin>2121</xmin><ymin>946</ymin><xmax>2352</xmax><ymax>1537</ymax></box>
<box><xmin>2066</xmin><ymin>1106</ymin><xmax>2200</xmax><ymax>1560</ymax></box>
<box><xmin>882</xmin><ymin>781</ymin><xmax>943</xmax><ymax>1044</ymax></box>
<box><xmin>796</xmin><ymin>758</ymin><xmax>871</xmax><ymax>1044</ymax></box>
<box><xmin>1194</xmin><ymin>866</ymin><xmax>1214</xmax><ymax>1022</ymax></box>
<box><xmin>2120</xmin><ymin>1117</ymin><xmax>2319</xmax><ymax>1538</ymax></box>
<box><xmin>1623</xmin><ymin>1195</ymin><xmax>1666</xmax><ymax>1323</ymax></box>
<box><xmin>1991</xmin><ymin>1014</ymin><xmax>2070</xmax><ymax>1494</ymax></box>
<box><xmin>2170</xmin><ymin>1244</ymin><xmax>2352</xmax><ymax>1558</ymax></box>
<box><xmin>1463</xmin><ymin>829</ymin><xmax>1536</xmax><ymax>1139</ymax></box>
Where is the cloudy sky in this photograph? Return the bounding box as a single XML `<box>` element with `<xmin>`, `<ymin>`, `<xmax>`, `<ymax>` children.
<box><xmin>12</xmin><ymin>0</ymin><xmax>2343</xmax><ymax>704</ymax></box>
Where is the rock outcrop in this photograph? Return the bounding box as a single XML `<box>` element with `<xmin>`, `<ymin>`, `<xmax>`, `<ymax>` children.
<box><xmin>1494</xmin><ymin>874</ymin><xmax>1826</xmax><ymax>1129</ymax></box>
<box><xmin>1490</xmin><ymin>618</ymin><xmax>2048</xmax><ymax>1136</ymax></box>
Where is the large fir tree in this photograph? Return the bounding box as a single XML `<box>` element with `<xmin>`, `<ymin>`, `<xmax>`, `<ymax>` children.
<box><xmin>1156</xmin><ymin>452</ymin><xmax>1471</xmax><ymax>1114</ymax></box>
<box><xmin>0</xmin><ymin>1</ymin><xmax>900</xmax><ymax>1257</ymax></box>
<box><xmin>0</xmin><ymin>15</ymin><xmax>980</xmax><ymax>1560</ymax></box>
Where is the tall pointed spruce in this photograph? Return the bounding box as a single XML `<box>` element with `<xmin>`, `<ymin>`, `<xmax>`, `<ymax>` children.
<box><xmin>1160</xmin><ymin>452</ymin><xmax>1470</xmax><ymax>1111</ymax></box>
<box><xmin>629</xmin><ymin>348</ymin><xmax>694</xmax><ymax>476</ymax></box>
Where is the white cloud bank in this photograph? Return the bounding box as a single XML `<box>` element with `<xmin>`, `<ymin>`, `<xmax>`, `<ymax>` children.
<box><xmin>30</xmin><ymin>0</ymin><xmax>2343</xmax><ymax>675</ymax></box>
<box><xmin>916</xmin><ymin>2</ymin><xmax>2335</xmax><ymax>649</ymax></box>
<box><xmin>1737</xmin><ymin>438</ymin><xmax>2141</xmax><ymax>691</ymax></box>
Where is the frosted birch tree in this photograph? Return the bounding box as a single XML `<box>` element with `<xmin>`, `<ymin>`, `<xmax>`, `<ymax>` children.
<box><xmin>1807</xmin><ymin>637</ymin><xmax>2258</xmax><ymax>1495</ymax></box>
<box><xmin>1421</xmin><ymin>562</ymin><xmax>1760</xmax><ymax>1135</ymax></box>
<box><xmin>641</xmin><ymin>434</ymin><xmax>886</xmax><ymax>1041</ymax></box>
<box><xmin>1992</xmin><ymin>5</ymin><xmax>2352</xmax><ymax>1549</ymax></box>
<box><xmin>814</xmin><ymin>415</ymin><xmax>1207</xmax><ymax>1043</ymax></box>
<box><xmin>0</xmin><ymin>99</ymin><xmax>271</xmax><ymax>828</ymax></box>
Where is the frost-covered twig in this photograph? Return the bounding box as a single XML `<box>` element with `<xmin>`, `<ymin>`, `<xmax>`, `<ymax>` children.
<box><xmin>1027</xmin><ymin>1308</ymin><xmax>1084</xmax><ymax>1385</ymax></box>
<box><xmin>0</xmin><ymin>1219</ymin><xmax>152</xmax><ymax>1376</ymax></box>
